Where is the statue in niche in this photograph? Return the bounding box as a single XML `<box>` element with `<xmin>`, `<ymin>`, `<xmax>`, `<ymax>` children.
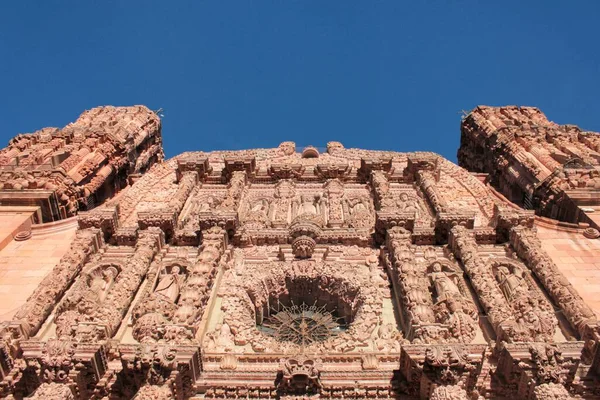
<box><xmin>396</xmin><ymin>192</ymin><xmax>421</xmax><ymax>216</ymax></box>
<box><xmin>299</xmin><ymin>195</ymin><xmax>317</xmax><ymax>215</ymax></box>
<box><xmin>429</xmin><ymin>262</ymin><xmax>462</xmax><ymax>301</ymax></box>
<box><xmin>319</xmin><ymin>195</ymin><xmax>329</xmax><ymax>218</ymax></box>
<box><xmin>347</xmin><ymin>197</ymin><xmax>369</xmax><ymax>214</ymax></box>
<box><xmin>233</xmin><ymin>249</ymin><xmax>244</xmax><ymax>271</ymax></box>
<box><xmin>88</xmin><ymin>266</ymin><xmax>118</xmax><ymax>302</ymax></box>
<box><xmin>427</xmin><ymin>262</ymin><xmax>478</xmax><ymax>343</ymax></box>
<box><xmin>199</xmin><ymin>196</ymin><xmax>218</xmax><ymax>212</ymax></box>
<box><xmin>345</xmin><ymin>196</ymin><xmax>372</xmax><ymax>228</ymax></box>
<box><xmin>495</xmin><ymin>264</ymin><xmax>526</xmax><ymax>301</ymax></box>
<box><xmin>251</xmin><ymin>198</ymin><xmax>269</xmax><ymax>213</ymax></box>
<box><xmin>154</xmin><ymin>265</ymin><xmax>186</xmax><ymax>303</ymax></box>
<box><xmin>245</xmin><ymin>198</ymin><xmax>271</xmax><ymax>227</ymax></box>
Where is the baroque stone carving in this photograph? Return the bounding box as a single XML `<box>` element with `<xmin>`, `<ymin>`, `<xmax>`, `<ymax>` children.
<box><xmin>0</xmin><ymin>106</ymin><xmax>162</xmax><ymax>222</ymax></box>
<box><xmin>1</xmin><ymin>106</ymin><xmax>599</xmax><ymax>398</ymax></box>
<box><xmin>276</xmin><ymin>356</ymin><xmax>322</xmax><ymax>396</ymax></box>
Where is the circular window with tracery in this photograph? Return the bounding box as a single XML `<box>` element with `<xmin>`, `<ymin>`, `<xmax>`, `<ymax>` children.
<box><xmin>218</xmin><ymin>260</ymin><xmax>383</xmax><ymax>353</ymax></box>
<box><xmin>258</xmin><ymin>302</ymin><xmax>347</xmax><ymax>346</ymax></box>
<box><xmin>253</xmin><ymin>273</ymin><xmax>357</xmax><ymax>347</ymax></box>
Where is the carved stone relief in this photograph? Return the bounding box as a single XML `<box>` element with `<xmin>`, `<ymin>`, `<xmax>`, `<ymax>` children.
<box><xmin>0</xmin><ymin>108</ymin><xmax>599</xmax><ymax>398</ymax></box>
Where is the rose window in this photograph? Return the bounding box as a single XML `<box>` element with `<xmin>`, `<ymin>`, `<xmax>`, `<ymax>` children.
<box><xmin>254</xmin><ymin>275</ymin><xmax>356</xmax><ymax>346</ymax></box>
<box><xmin>258</xmin><ymin>302</ymin><xmax>346</xmax><ymax>345</ymax></box>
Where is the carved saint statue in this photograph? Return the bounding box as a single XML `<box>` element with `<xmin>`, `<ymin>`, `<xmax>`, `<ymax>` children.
<box><xmin>429</xmin><ymin>262</ymin><xmax>462</xmax><ymax>301</ymax></box>
<box><xmin>496</xmin><ymin>265</ymin><xmax>525</xmax><ymax>301</ymax></box>
<box><xmin>154</xmin><ymin>265</ymin><xmax>185</xmax><ymax>303</ymax></box>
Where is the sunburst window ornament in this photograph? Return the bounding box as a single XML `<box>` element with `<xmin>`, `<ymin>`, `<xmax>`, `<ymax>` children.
<box><xmin>258</xmin><ymin>302</ymin><xmax>346</xmax><ymax>346</ymax></box>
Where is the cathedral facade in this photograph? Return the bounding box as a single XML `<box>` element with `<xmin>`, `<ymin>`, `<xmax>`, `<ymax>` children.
<box><xmin>0</xmin><ymin>106</ymin><xmax>599</xmax><ymax>398</ymax></box>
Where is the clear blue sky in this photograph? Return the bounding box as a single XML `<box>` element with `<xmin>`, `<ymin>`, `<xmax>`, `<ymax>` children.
<box><xmin>1</xmin><ymin>1</ymin><xmax>599</xmax><ymax>162</ymax></box>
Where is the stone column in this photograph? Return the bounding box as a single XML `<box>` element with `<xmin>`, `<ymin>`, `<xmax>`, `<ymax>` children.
<box><xmin>168</xmin><ymin>171</ymin><xmax>198</xmax><ymax>213</ymax></box>
<box><xmin>170</xmin><ymin>226</ymin><xmax>227</xmax><ymax>338</ymax></box>
<box><xmin>386</xmin><ymin>227</ymin><xmax>435</xmax><ymax>338</ymax></box>
<box><xmin>218</xmin><ymin>170</ymin><xmax>246</xmax><ymax>211</ymax></box>
<box><xmin>449</xmin><ymin>226</ymin><xmax>514</xmax><ymax>340</ymax></box>
<box><xmin>272</xmin><ymin>180</ymin><xmax>295</xmax><ymax>228</ymax></box>
<box><xmin>370</xmin><ymin>170</ymin><xmax>390</xmax><ymax>209</ymax></box>
<box><xmin>527</xmin><ymin>144</ymin><xmax>560</xmax><ymax>172</ymax></box>
<box><xmin>138</xmin><ymin>171</ymin><xmax>198</xmax><ymax>236</ymax></box>
<box><xmin>55</xmin><ymin>228</ymin><xmax>163</xmax><ymax>342</ymax></box>
<box><xmin>415</xmin><ymin>169</ymin><xmax>445</xmax><ymax>214</ymax></box>
<box><xmin>84</xmin><ymin>164</ymin><xmax>114</xmax><ymax>197</ymax></box>
<box><xmin>132</xmin><ymin>227</ymin><xmax>227</xmax><ymax>343</ymax></box>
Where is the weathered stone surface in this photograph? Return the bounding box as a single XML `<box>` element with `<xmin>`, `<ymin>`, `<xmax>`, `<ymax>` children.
<box><xmin>0</xmin><ymin>105</ymin><xmax>162</xmax><ymax>222</ymax></box>
<box><xmin>459</xmin><ymin>105</ymin><xmax>600</xmax><ymax>227</ymax></box>
<box><xmin>0</xmin><ymin>106</ymin><xmax>600</xmax><ymax>398</ymax></box>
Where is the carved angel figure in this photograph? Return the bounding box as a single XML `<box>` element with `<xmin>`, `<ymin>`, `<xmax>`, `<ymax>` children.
<box><xmin>347</xmin><ymin>197</ymin><xmax>368</xmax><ymax>213</ymax></box>
<box><xmin>345</xmin><ymin>196</ymin><xmax>372</xmax><ymax>228</ymax></box>
<box><xmin>374</xmin><ymin>323</ymin><xmax>402</xmax><ymax>352</ymax></box>
<box><xmin>199</xmin><ymin>196</ymin><xmax>216</xmax><ymax>212</ymax></box>
<box><xmin>154</xmin><ymin>266</ymin><xmax>185</xmax><ymax>303</ymax></box>
<box><xmin>250</xmin><ymin>198</ymin><xmax>268</xmax><ymax>213</ymax></box>
<box><xmin>396</xmin><ymin>192</ymin><xmax>421</xmax><ymax>216</ymax></box>
<box><xmin>88</xmin><ymin>266</ymin><xmax>118</xmax><ymax>302</ymax></box>
<box><xmin>217</xmin><ymin>322</ymin><xmax>235</xmax><ymax>351</ymax></box>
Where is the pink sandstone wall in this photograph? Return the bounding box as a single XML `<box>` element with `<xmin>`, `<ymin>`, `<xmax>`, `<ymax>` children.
<box><xmin>0</xmin><ymin>217</ymin><xmax>77</xmax><ymax>320</ymax></box>
<box><xmin>0</xmin><ymin>213</ymin><xmax>33</xmax><ymax>251</ymax></box>
<box><xmin>536</xmin><ymin>222</ymin><xmax>600</xmax><ymax>318</ymax></box>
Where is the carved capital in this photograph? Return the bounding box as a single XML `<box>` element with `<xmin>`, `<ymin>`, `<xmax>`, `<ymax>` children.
<box><xmin>360</xmin><ymin>157</ymin><xmax>393</xmax><ymax>176</ymax></box>
<box><xmin>78</xmin><ymin>206</ymin><xmax>120</xmax><ymax>239</ymax></box>
<box><xmin>176</xmin><ymin>155</ymin><xmax>210</xmax><ymax>182</ymax></box>
<box><xmin>495</xmin><ymin>342</ymin><xmax>581</xmax><ymax>399</ymax></box>
<box><xmin>405</xmin><ymin>154</ymin><xmax>439</xmax><ymax>181</ymax></box>
<box><xmin>21</xmin><ymin>339</ymin><xmax>107</xmax><ymax>398</ymax></box>
<box><xmin>138</xmin><ymin>210</ymin><xmax>177</xmax><ymax>237</ymax></box>
<box><xmin>114</xmin><ymin>226</ymin><xmax>139</xmax><ymax>246</ymax></box>
<box><xmin>224</xmin><ymin>156</ymin><xmax>256</xmax><ymax>177</ymax></box>
<box><xmin>377</xmin><ymin>211</ymin><xmax>415</xmax><ymax>235</ymax></box>
<box><xmin>268</xmin><ymin>163</ymin><xmax>305</xmax><ymax>180</ymax></box>
<box><xmin>198</xmin><ymin>210</ymin><xmax>238</xmax><ymax>232</ymax></box>
<box><xmin>493</xmin><ymin>204</ymin><xmax>535</xmax><ymax>241</ymax></box>
<box><xmin>315</xmin><ymin>161</ymin><xmax>352</xmax><ymax>180</ymax></box>
<box><xmin>400</xmin><ymin>344</ymin><xmax>485</xmax><ymax>399</ymax></box>
<box><xmin>118</xmin><ymin>344</ymin><xmax>201</xmax><ymax>397</ymax></box>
